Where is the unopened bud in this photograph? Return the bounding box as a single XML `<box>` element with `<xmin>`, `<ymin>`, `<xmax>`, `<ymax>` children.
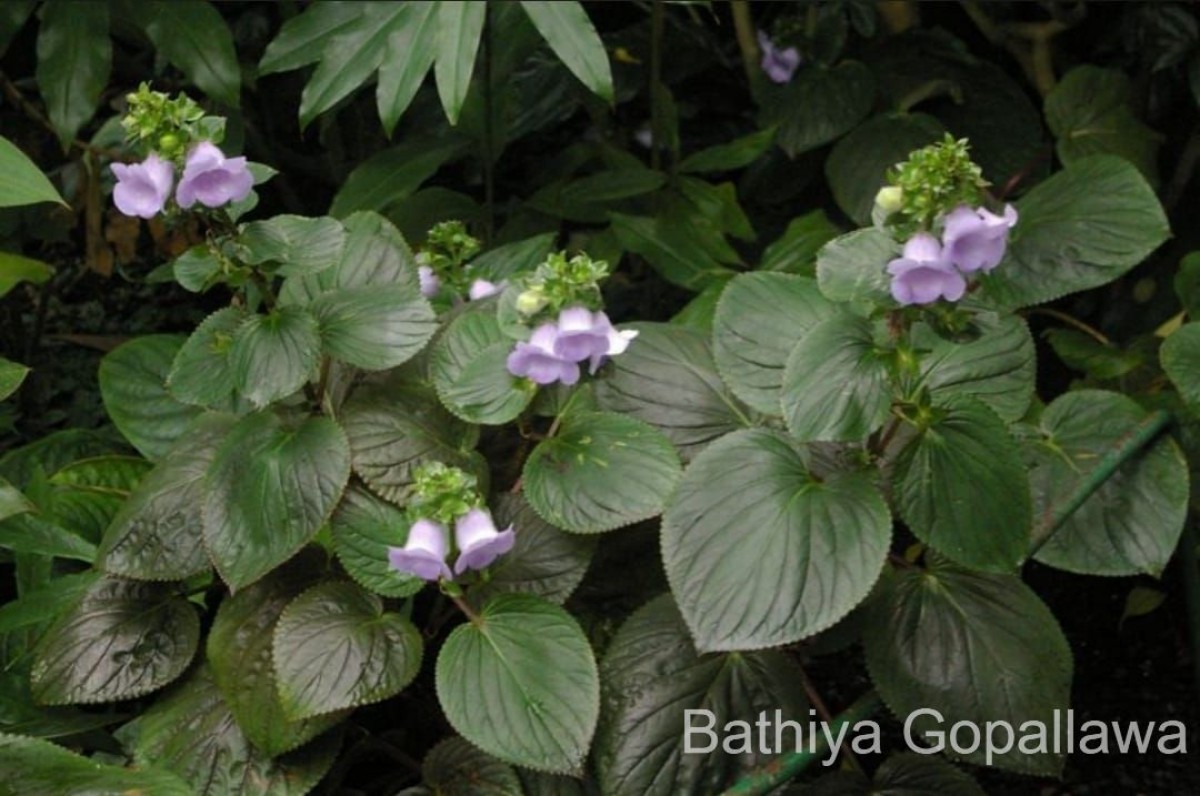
<box><xmin>874</xmin><ymin>185</ymin><xmax>903</xmax><ymax>214</ymax></box>
<box><xmin>515</xmin><ymin>288</ymin><xmax>548</xmax><ymax>316</ymax></box>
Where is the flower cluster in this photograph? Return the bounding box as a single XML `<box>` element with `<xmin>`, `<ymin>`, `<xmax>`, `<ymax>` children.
<box><xmin>387</xmin><ymin>463</ymin><xmax>515</xmax><ymax>582</ymax></box>
<box><xmin>878</xmin><ymin>135</ymin><xmax>989</xmax><ymax>239</ymax></box>
<box><xmin>112</xmin><ymin>143</ymin><xmax>253</xmax><ymax>219</ymax></box>
<box><xmin>507</xmin><ymin>307</ymin><xmax>637</xmax><ymax>385</ymax></box>
<box><xmin>415</xmin><ymin>220</ymin><xmax>502</xmax><ymax>301</ymax></box>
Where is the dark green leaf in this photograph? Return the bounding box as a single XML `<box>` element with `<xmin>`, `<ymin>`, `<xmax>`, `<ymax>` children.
<box><xmin>1161</xmin><ymin>322</ymin><xmax>1200</xmax><ymax>407</ymax></box>
<box><xmin>431</xmin><ymin>304</ymin><xmax>537</xmax><ymax>424</ymax></box>
<box><xmin>100</xmin><ymin>336</ymin><xmax>203</xmax><ymax>462</ymax></box>
<box><xmin>435</xmin><ymin>0</ymin><xmax>487</xmax><ymax>125</ymax></box>
<box><xmin>0</xmin><ymin>731</ymin><xmax>190</xmax><ymax>795</ymax></box>
<box><xmin>330</xmin><ymin>135</ymin><xmax>471</xmax><ymax>217</ymax></box>
<box><xmin>168</xmin><ymin>307</ymin><xmax>248</xmax><ymax>409</ymax></box>
<box><xmin>377</xmin><ymin>1</ymin><xmax>439</xmax><ymax>135</ymax></box>
<box><xmin>469</xmin><ymin>233</ymin><xmax>557</xmax><ymax>283</ymax></box>
<box><xmin>172</xmin><ymin>245</ymin><xmax>223</xmax><ymax>293</ymax></box>
<box><xmin>35</xmin><ymin>1</ymin><xmax>110</xmax><ymax>147</ymax></box>
<box><xmin>143</xmin><ymin>1</ymin><xmax>241</xmax><ymax>107</ymax></box>
<box><xmin>0</xmin><ymin>511</ymin><xmax>97</xmax><ymax>562</ymax></box>
<box><xmin>312</xmin><ymin>284</ymin><xmax>436</xmax><ymax>370</ymax></box>
<box><xmin>520</xmin><ymin>1</ymin><xmax>613</xmax><ymax>102</ymax></box>
<box><xmin>609</xmin><ymin>212</ymin><xmax>737</xmax><ymax>291</ymax></box>
<box><xmin>770</xmin><ymin>61</ymin><xmax>875</xmax><ymax>157</ymax></box>
<box><xmin>259</xmin><ymin>1</ymin><xmax>367</xmax><ymax>75</ymax></box>
<box><xmin>230</xmin><ymin>307</ymin><xmax>321</xmax><ymax>408</ymax></box>
<box><xmin>815</xmin><ymin>228</ymin><xmax>898</xmax><ymax>304</ymax></box>
<box><xmin>422</xmin><ymin>736</ymin><xmax>524</xmax><ymax>796</ymax></box>
<box><xmin>0</xmin><ymin>570</ymin><xmax>99</xmax><ymax>635</ymax></box>
<box><xmin>0</xmin><ymin>136</ymin><xmax>65</xmax><ymax>207</ymax></box>
<box><xmin>330</xmin><ymin>485</ymin><xmax>424</xmax><ymax>599</ymax></box>
<box><xmin>238</xmin><ymin>215</ymin><xmax>346</xmax><ymax>276</ymax></box>
<box><xmin>914</xmin><ymin>313</ymin><xmax>1035</xmax><ymax>422</ymax></box>
<box><xmin>759</xmin><ymin>210</ymin><xmax>840</xmax><ymax>274</ymax></box>
<box><xmin>679</xmin><ymin>127</ymin><xmax>776</xmax><ymax>174</ymax></box>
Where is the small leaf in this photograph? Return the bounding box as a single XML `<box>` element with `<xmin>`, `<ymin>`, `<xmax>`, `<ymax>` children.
<box><xmin>436</xmin><ymin>593</ymin><xmax>599</xmax><ymax>773</ymax></box>
<box><xmin>431</xmin><ymin>304</ymin><xmax>536</xmax><ymax>425</ymax></box>
<box><xmin>609</xmin><ymin>212</ymin><xmax>737</xmax><ymax>291</ymax></box>
<box><xmin>422</xmin><ymin>736</ymin><xmax>524</xmax><ymax>796</ymax></box>
<box><xmin>238</xmin><ymin>215</ymin><xmax>346</xmax><ymax>277</ymax></box>
<box><xmin>311</xmin><ymin>284</ymin><xmax>436</xmax><ymax>370</ymax></box>
<box><xmin>143</xmin><ymin>1</ymin><xmax>241</xmax><ymax>107</ymax></box>
<box><xmin>0</xmin><ymin>512</ymin><xmax>97</xmax><ymax>562</ymax></box>
<box><xmin>520</xmin><ymin>1</ymin><xmax>613</xmax><ymax>102</ymax></box>
<box><xmin>31</xmin><ymin>577</ymin><xmax>199</xmax><ymax>705</ymax></box>
<box><xmin>168</xmin><ymin>307</ymin><xmax>248</xmax><ymax>409</ymax></box>
<box><xmin>0</xmin><ymin>357</ymin><xmax>28</xmax><ymax>401</ymax></box>
<box><xmin>759</xmin><ymin>209</ymin><xmax>840</xmax><ymax>274</ymax></box>
<box><xmin>171</xmin><ymin>245</ymin><xmax>222</xmax><ymax>293</ymax></box>
<box><xmin>1161</xmin><ymin>322</ymin><xmax>1200</xmax><ymax>407</ymax></box>
<box><xmin>0</xmin><ymin>136</ymin><xmax>65</xmax><ymax>207</ymax></box>
<box><xmin>330</xmin><ymin>135</ymin><xmax>471</xmax><ymax>217</ymax></box>
<box><xmin>435</xmin><ymin>1</ymin><xmax>487</xmax><ymax>125</ymax></box>
<box><xmin>769</xmin><ymin>61</ymin><xmax>875</xmax><ymax>157</ymax></box>
<box><xmin>259</xmin><ymin>1</ymin><xmax>366</xmax><ymax>75</ymax></box>
<box><xmin>230</xmin><ymin>307</ymin><xmax>321</xmax><ymax>408</ymax></box>
<box><xmin>0</xmin><ymin>731</ymin><xmax>190</xmax><ymax>795</ymax></box>
<box><xmin>469</xmin><ymin>233</ymin><xmax>557</xmax><ymax>283</ymax></box>
<box><xmin>679</xmin><ymin>127</ymin><xmax>777</xmax><ymax>174</ymax></box>
<box><xmin>815</xmin><ymin>228</ymin><xmax>898</xmax><ymax>304</ymax></box>
<box><xmin>330</xmin><ymin>485</ymin><xmax>424</xmax><ymax>599</ymax></box>
<box><xmin>0</xmin><ymin>570</ymin><xmax>99</xmax><ymax>635</ymax></box>
<box><xmin>35</xmin><ymin>1</ymin><xmax>110</xmax><ymax>148</ymax></box>
<box><xmin>100</xmin><ymin>335</ymin><xmax>203</xmax><ymax>461</ymax></box>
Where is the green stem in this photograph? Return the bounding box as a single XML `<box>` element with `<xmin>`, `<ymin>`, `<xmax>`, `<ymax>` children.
<box><xmin>729</xmin><ymin>1</ymin><xmax>758</xmax><ymax>86</ymax></box>
<box><xmin>649</xmin><ymin>0</ymin><xmax>664</xmax><ymax>173</ymax></box>
<box><xmin>1028</xmin><ymin>410</ymin><xmax>1173</xmax><ymax>556</ymax></box>
<box><xmin>482</xmin><ymin>4</ymin><xmax>496</xmax><ymax>243</ymax></box>
<box><xmin>1179</xmin><ymin>520</ymin><xmax>1200</xmax><ymax>702</ymax></box>
<box><xmin>720</xmin><ymin>691</ymin><xmax>882</xmax><ymax>795</ymax></box>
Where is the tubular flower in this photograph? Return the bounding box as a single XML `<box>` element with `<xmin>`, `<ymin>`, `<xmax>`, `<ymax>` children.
<box><xmin>418</xmin><ymin>265</ymin><xmax>440</xmax><ymax>298</ymax></box>
<box><xmin>175</xmin><ymin>142</ymin><xmax>254</xmax><ymax>209</ymax></box>
<box><xmin>941</xmin><ymin>204</ymin><xmax>1018</xmax><ymax>273</ymax></box>
<box><xmin>506</xmin><ymin>323</ymin><xmax>581</xmax><ymax>385</ymax></box>
<box><xmin>887</xmin><ymin>232</ymin><xmax>966</xmax><ymax>306</ymax></box>
<box><xmin>552</xmin><ymin>307</ymin><xmax>639</xmax><ymax>373</ymax></box>
<box><xmin>757</xmin><ymin>30</ymin><xmax>801</xmax><ymax>84</ymax></box>
<box><xmin>387</xmin><ymin>519</ymin><xmax>452</xmax><ymax>581</ymax></box>
<box><xmin>468</xmin><ymin>278</ymin><xmax>504</xmax><ymax>300</ymax></box>
<box><xmin>111</xmin><ymin>154</ymin><xmax>174</xmax><ymax>218</ymax></box>
<box><xmin>453</xmin><ymin>508</ymin><xmax>515</xmax><ymax>574</ymax></box>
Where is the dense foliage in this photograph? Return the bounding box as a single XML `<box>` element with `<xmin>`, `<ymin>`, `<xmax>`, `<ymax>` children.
<box><xmin>2</xmin><ymin>1</ymin><xmax>1200</xmax><ymax>794</ymax></box>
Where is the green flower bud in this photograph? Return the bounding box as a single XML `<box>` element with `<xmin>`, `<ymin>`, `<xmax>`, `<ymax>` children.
<box><xmin>516</xmin><ymin>288</ymin><xmax>548</xmax><ymax>316</ymax></box>
<box><xmin>874</xmin><ymin>185</ymin><xmax>903</xmax><ymax>214</ymax></box>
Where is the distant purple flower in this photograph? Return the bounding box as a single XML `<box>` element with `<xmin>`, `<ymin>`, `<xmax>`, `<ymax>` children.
<box><xmin>175</xmin><ymin>142</ymin><xmax>254</xmax><ymax>209</ymax></box>
<box><xmin>419</xmin><ymin>265</ymin><xmax>440</xmax><ymax>298</ymax></box>
<box><xmin>553</xmin><ymin>307</ymin><xmax>639</xmax><ymax>373</ymax></box>
<box><xmin>468</xmin><ymin>278</ymin><xmax>504</xmax><ymax>300</ymax></box>
<box><xmin>507</xmin><ymin>323</ymin><xmax>581</xmax><ymax>385</ymax></box>
<box><xmin>941</xmin><ymin>204</ymin><xmax>1018</xmax><ymax>273</ymax></box>
<box><xmin>453</xmin><ymin>508</ymin><xmax>515</xmax><ymax>574</ymax></box>
<box><xmin>887</xmin><ymin>233</ymin><xmax>966</xmax><ymax>306</ymax></box>
<box><xmin>111</xmin><ymin>154</ymin><xmax>174</xmax><ymax>218</ymax></box>
<box><xmin>387</xmin><ymin>518</ymin><xmax>452</xmax><ymax>581</ymax></box>
<box><xmin>757</xmin><ymin>30</ymin><xmax>801</xmax><ymax>84</ymax></box>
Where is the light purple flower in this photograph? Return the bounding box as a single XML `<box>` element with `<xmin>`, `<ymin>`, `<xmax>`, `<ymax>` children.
<box><xmin>453</xmin><ymin>508</ymin><xmax>515</xmax><ymax>574</ymax></box>
<box><xmin>175</xmin><ymin>142</ymin><xmax>254</xmax><ymax>209</ymax></box>
<box><xmin>111</xmin><ymin>154</ymin><xmax>174</xmax><ymax>218</ymax></box>
<box><xmin>757</xmin><ymin>30</ymin><xmax>801</xmax><ymax>84</ymax></box>
<box><xmin>941</xmin><ymin>204</ymin><xmax>1018</xmax><ymax>273</ymax></box>
<box><xmin>887</xmin><ymin>233</ymin><xmax>967</xmax><ymax>306</ymax></box>
<box><xmin>468</xmin><ymin>278</ymin><xmax>504</xmax><ymax>300</ymax></box>
<box><xmin>553</xmin><ymin>307</ymin><xmax>639</xmax><ymax>373</ymax></box>
<box><xmin>419</xmin><ymin>265</ymin><xmax>440</xmax><ymax>298</ymax></box>
<box><xmin>387</xmin><ymin>518</ymin><xmax>452</xmax><ymax>581</ymax></box>
<box><xmin>506</xmin><ymin>323</ymin><xmax>581</xmax><ymax>385</ymax></box>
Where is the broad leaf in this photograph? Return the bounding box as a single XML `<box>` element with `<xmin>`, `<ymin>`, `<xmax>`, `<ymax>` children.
<box><xmin>815</xmin><ymin>228</ymin><xmax>898</xmax><ymax>304</ymax></box>
<box><xmin>0</xmin><ymin>251</ymin><xmax>53</xmax><ymax>298</ymax></box>
<box><xmin>99</xmin><ymin>335</ymin><xmax>202</xmax><ymax>461</ymax></box>
<box><xmin>238</xmin><ymin>215</ymin><xmax>346</xmax><ymax>276</ymax></box>
<box><xmin>168</xmin><ymin>307</ymin><xmax>248</xmax><ymax>409</ymax></box>
<box><xmin>524</xmin><ymin>411</ymin><xmax>682</xmax><ymax>534</ymax></box>
<box><xmin>520</xmin><ymin>1</ymin><xmax>612</xmax><ymax>102</ymax></box>
<box><xmin>377</xmin><ymin>1</ymin><xmax>439</xmax><ymax>135</ymax></box>
<box><xmin>894</xmin><ymin>396</ymin><xmax>1030</xmax><ymax>573</ymax></box>
<box><xmin>662</xmin><ymin>428</ymin><xmax>891</xmax><ymax>651</ymax></box>
<box><xmin>330</xmin><ymin>485</ymin><xmax>424</xmax><ymax>599</ymax></box>
<box><xmin>330</xmin><ymin>135</ymin><xmax>471</xmax><ymax>217</ymax></box>
<box><xmin>31</xmin><ymin>577</ymin><xmax>199</xmax><ymax>704</ymax></box>
<box><xmin>595</xmin><ymin>595</ymin><xmax>809</xmax><ymax>795</ymax></box>
<box><xmin>0</xmin><ymin>731</ymin><xmax>190</xmax><ymax>795</ymax></box>
<box><xmin>282</xmin><ymin>210</ymin><xmax>421</xmax><ymax>303</ymax></box>
<box><xmin>469</xmin><ymin>233</ymin><xmax>557</xmax><ymax>283</ymax></box>
<box><xmin>431</xmin><ymin>305</ymin><xmax>537</xmax><ymax>424</ymax></box>
<box><xmin>143</xmin><ymin>1</ymin><xmax>241</xmax><ymax>107</ymax></box>
<box><xmin>0</xmin><ymin>570</ymin><xmax>99</xmax><ymax>635</ymax></box>
<box><xmin>172</xmin><ymin>245</ymin><xmax>222</xmax><ymax>293</ymax></box>
<box><xmin>422</xmin><ymin>736</ymin><xmax>523</xmax><ymax>796</ymax></box>
<box><xmin>0</xmin><ymin>512</ymin><xmax>95</xmax><ymax>562</ymax></box>
<box><xmin>35</xmin><ymin>1</ymin><xmax>110</xmax><ymax>147</ymax></box>
<box><xmin>1161</xmin><ymin>322</ymin><xmax>1200</xmax><ymax>407</ymax></box>
<box><xmin>274</xmin><ymin>580</ymin><xmax>422</xmax><ymax>719</ymax></box>
<box><xmin>0</xmin><ymin>136</ymin><xmax>64</xmax><ymax>207</ymax></box>
<box><xmin>770</xmin><ymin>61</ymin><xmax>875</xmax><ymax>157</ymax></box>
<box><xmin>610</xmin><ymin>212</ymin><xmax>737</xmax><ymax>291</ymax></box>
<box><xmin>1026</xmin><ymin>390</ymin><xmax>1188</xmax><ymax>577</ymax></box>
<box><xmin>436</xmin><ymin>593</ymin><xmax>599</xmax><ymax>773</ymax></box>
<box><xmin>312</xmin><ymin>284</ymin><xmax>436</xmax><ymax>370</ymax></box>
<box><xmin>203</xmin><ymin>412</ymin><xmax>350</xmax><ymax>590</ymax></box>
<box><xmin>864</xmin><ymin>560</ymin><xmax>1072</xmax><ymax>775</ymax></box>
<box><xmin>230</xmin><ymin>307</ymin><xmax>321</xmax><ymax>408</ymax></box>
<box><xmin>259</xmin><ymin>1</ymin><xmax>366</xmax><ymax>74</ymax></box>
<box><xmin>807</xmin><ymin>752</ymin><xmax>985</xmax><ymax>796</ymax></box>
<box><xmin>758</xmin><ymin>210</ymin><xmax>840</xmax><ymax>275</ymax></box>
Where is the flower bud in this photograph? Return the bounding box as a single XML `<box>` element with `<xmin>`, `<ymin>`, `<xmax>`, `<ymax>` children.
<box><xmin>516</xmin><ymin>288</ymin><xmax>548</xmax><ymax>316</ymax></box>
<box><xmin>874</xmin><ymin>186</ymin><xmax>903</xmax><ymax>214</ymax></box>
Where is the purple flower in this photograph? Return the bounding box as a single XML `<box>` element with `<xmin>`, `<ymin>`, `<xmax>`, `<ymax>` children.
<box><xmin>419</xmin><ymin>265</ymin><xmax>440</xmax><ymax>298</ymax></box>
<box><xmin>111</xmin><ymin>154</ymin><xmax>174</xmax><ymax>218</ymax></box>
<box><xmin>468</xmin><ymin>278</ymin><xmax>504</xmax><ymax>300</ymax></box>
<box><xmin>453</xmin><ymin>508</ymin><xmax>515</xmax><ymax>574</ymax></box>
<box><xmin>941</xmin><ymin>204</ymin><xmax>1018</xmax><ymax>273</ymax></box>
<box><xmin>175</xmin><ymin>142</ymin><xmax>254</xmax><ymax>209</ymax></box>
<box><xmin>506</xmin><ymin>323</ymin><xmax>581</xmax><ymax>385</ymax></box>
<box><xmin>387</xmin><ymin>518</ymin><xmax>452</xmax><ymax>581</ymax></box>
<box><xmin>757</xmin><ymin>29</ymin><xmax>801</xmax><ymax>84</ymax></box>
<box><xmin>887</xmin><ymin>233</ymin><xmax>967</xmax><ymax>306</ymax></box>
<box><xmin>552</xmin><ymin>307</ymin><xmax>639</xmax><ymax>373</ymax></box>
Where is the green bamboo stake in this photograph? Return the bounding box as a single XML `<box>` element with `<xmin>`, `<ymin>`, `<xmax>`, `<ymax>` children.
<box><xmin>720</xmin><ymin>692</ymin><xmax>882</xmax><ymax>796</ymax></box>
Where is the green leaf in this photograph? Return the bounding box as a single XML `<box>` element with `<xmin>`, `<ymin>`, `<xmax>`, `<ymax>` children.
<box><xmin>274</xmin><ymin>580</ymin><xmax>422</xmax><ymax>719</ymax></box>
<box><xmin>435</xmin><ymin>1</ymin><xmax>487</xmax><ymax>125</ymax></box>
<box><xmin>0</xmin><ymin>356</ymin><xmax>28</xmax><ymax>400</ymax></box>
<box><xmin>808</xmin><ymin>752</ymin><xmax>986</xmax><ymax>796</ymax></box>
<box><xmin>0</xmin><ymin>731</ymin><xmax>191</xmax><ymax>795</ymax></box>
<box><xmin>48</xmin><ymin>455</ymin><xmax>150</xmax><ymax>495</ymax></box>
<box><xmin>520</xmin><ymin>1</ymin><xmax>612</xmax><ymax>102</ymax></box>
<box><xmin>206</xmin><ymin>555</ymin><xmax>346</xmax><ymax>757</ymax></box>
<box><xmin>609</xmin><ymin>212</ymin><xmax>737</xmax><ymax>291</ymax></box>
<box><xmin>238</xmin><ymin>215</ymin><xmax>346</xmax><ymax>276</ymax></box>
<box><xmin>283</xmin><ymin>211</ymin><xmax>421</xmax><ymax>303</ymax></box>
<box><xmin>680</xmin><ymin>127</ymin><xmax>777</xmax><ymax>174</ymax></box>
<box><xmin>979</xmin><ymin>156</ymin><xmax>1170</xmax><ymax>310</ymax></box>
<box><xmin>298</xmin><ymin>3</ymin><xmax>406</xmax><ymax>128</ymax></box>
<box><xmin>312</xmin><ymin>284</ymin><xmax>436</xmax><ymax>370</ymax></box>
<box><xmin>377</xmin><ymin>1</ymin><xmax>439</xmax><ymax>135</ymax></box>
<box><xmin>259</xmin><ymin>0</ymin><xmax>367</xmax><ymax>74</ymax></box>
<box><xmin>171</xmin><ymin>245</ymin><xmax>222</xmax><ymax>293</ymax></box>
<box><xmin>770</xmin><ymin>61</ymin><xmax>875</xmax><ymax>157</ymax></box>
<box><xmin>1175</xmin><ymin>251</ymin><xmax>1200</xmax><ymax>316</ymax></box>
<box><xmin>230</xmin><ymin>307</ymin><xmax>321</xmax><ymax>408</ymax></box>
<box><xmin>782</xmin><ymin>313</ymin><xmax>892</xmax><ymax>442</ymax></box>
<box><xmin>0</xmin><ymin>570</ymin><xmax>99</xmax><ymax>635</ymax></box>
<box><xmin>99</xmin><ymin>414</ymin><xmax>232</xmax><ymax>581</ymax></box>
<box><xmin>330</xmin><ymin>485</ymin><xmax>424</xmax><ymax>599</ymax></box>
<box><xmin>436</xmin><ymin>593</ymin><xmax>599</xmax><ymax>773</ymax></box>
<box><xmin>663</xmin><ymin>428</ymin><xmax>891</xmax><ymax>651</ymax></box>
<box><xmin>431</xmin><ymin>304</ymin><xmax>536</xmax><ymax>424</ymax></box>
<box><xmin>0</xmin><ymin>512</ymin><xmax>95</xmax><ymax>561</ymax></box>
<box><xmin>167</xmin><ymin>307</ymin><xmax>247</xmax><ymax>409</ymax></box>
<box><xmin>423</xmin><ymin>736</ymin><xmax>524</xmax><ymax>796</ymax></box>
<box><xmin>341</xmin><ymin>381</ymin><xmax>483</xmax><ymax>504</ymax></box>
<box><xmin>203</xmin><ymin>412</ymin><xmax>350</xmax><ymax>591</ymax></box>
<box><xmin>119</xmin><ymin>666</ymin><xmax>341</xmax><ymax>795</ymax></box>
<box><xmin>595</xmin><ymin>595</ymin><xmax>809</xmax><ymax>795</ymax></box>
<box><xmin>530</xmin><ymin>169</ymin><xmax>667</xmax><ymax>222</ymax></box>
<box><xmin>524</xmin><ymin>411</ymin><xmax>682</xmax><ymax>534</ymax></box>
<box><xmin>469</xmin><ymin>233</ymin><xmax>557</xmax><ymax>283</ymax></box>
<box><xmin>713</xmin><ymin>272</ymin><xmax>837</xmax><ymax>416</ymax></box>
<box><xmin>675</xmin><ymin>177</ymin><xmax>754</xmax><ymax>241</ymax></box>
<box><xmin>825</xmin><ymin>112</ymin><xmax>945</xmax><ymax>225</ymax></box>
<box><xmin>143</xmin><ymin>1</ymin><xmax>241</xmax><ymax>107</ymax></box>
<box><xmin>670</xmin><ymin>279</ymin><xmax>727</xmax><ymax>334</ymax></box>
<box><xmin>0</xmin><ymin>475</ymin><xmax>32</xmax><ymax>522</ymax></box>
<box><xmin>99</xmin><ymin>335</ymin><xmax>203</xmax><ymax>461</ymax></box>
<box><xmin>0</xmin><ymin>136</ymin><xmax>64</xmax><ymax>207</ymax></box>
<box><xmin>31</xmin><ymin>577</ymin><xmax>199</xmax><ymax>705</ymax></box>
<box><xmin>914</xmin><ymin>313</ymin><xmax>1036</xmax><ymax>422</ymax></box>
<box><xmin>0</xmin><ymin>428</ymin><xmax>125</xmax><ymax>489</ymax></box>
<box><xmin>1046</xmin><ymin>328</ymin><xmax>1144</xmax><ymax>380</ymax></box>
<box><xmin>0</xmin><ymin>250</ymin><xmax>54</xmax><ymax>297</ymax></box>
<box><xmin>1026</xmin><ymin>390</ymin><xmax>1188</xmax><ymax>577</ymax></box>
<box><xmin>894</xmin><ymin>396</ymin><xmax>1030</xmax><ymax>572</ymax></box>
<box><xmin>815</xmin><ymin>228</ymin><xmax>898</xmax><ymax>304</ymax></box>
<box><xmin>471</xmin><ymin>494</ymin><xmax>596</xmax><ymax>606</ymax></box>
<box><xmin>759</xmin><ymin>209</ymin><xmax>840</xmax><ymax>275</ymax></box>
<box><xmin>593</xmin><ymin>323</ymin><xmax>751</xmax><ymax>462</ymax></box>
<box><xmin>1162</xmin><ymin>322</ymin><xmax>1200</xmax><ymax>406</ymax></box>
<box><xmin>1045</xmin><ymin>65</ymin><xmax>1161</xmax><ymax>185</ymax></box>
<box><xmin>35</xmin><ymin>1</ymin><xmax>110</xmax><ymax>148</ymax></box>
<box><xmin>330</xmin><ymin>135</ymin><xmax>471</xmax><ymax>217</ymax></box>
<box><xmin>0</xmin><ymin>1</ymin><xmax>35</xmax><ymax>58</ymax></box>
<box><xmin>864</xmin><ymin>560</ymin><xmax>1072</xmax><ymax>776</ymax></box>
<box><xmin>1121</xmin><ymin>586</ymin><xmax>1167</xmax><ymax>627</ymax></box>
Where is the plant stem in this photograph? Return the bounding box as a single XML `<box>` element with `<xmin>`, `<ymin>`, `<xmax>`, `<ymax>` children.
<box><xmin>649</xmin><ymin>0</ymin><xmax>665</xmax><ymax>173</ymax></box>
<box><xmin>798</xmin><ymin>664</ymin><xmax>865</xmax><ymax>776</ymax></box>
<box><xmin>481</xmin><ymin>4</ymin><xmax>496</xmax><ymax>243</ymax></box>
<box><xmin>449</xmin><ymin>593</ymin><xmax>481</xmax><ymax>625</ymax></box>
<box><xmin>1025</xmin><ymin>307</ymin><xmax>1111</xmax><ymax>345</ymax></box>
<box><xmin>729</xmin><ymin>1</ymin><xmax>759</xmax><ymax>86</ymax></box>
